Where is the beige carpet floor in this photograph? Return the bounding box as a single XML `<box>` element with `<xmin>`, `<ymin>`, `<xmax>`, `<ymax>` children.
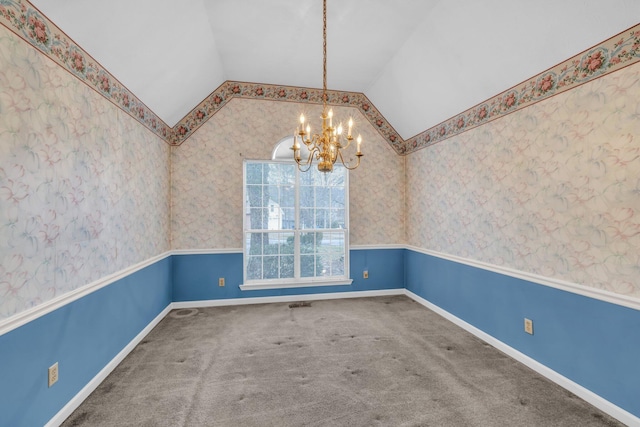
<box><xmin>62</xmin><ymin>296</ymin><xmax>622</xmax><ymax>426</ymax></box>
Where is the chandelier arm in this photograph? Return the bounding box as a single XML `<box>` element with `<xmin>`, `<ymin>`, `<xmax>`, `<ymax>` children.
<box><xmin>340</xmin><ymin>137</ymin><xmax>353</xmax><ymax>151</ymax></box>
<box><xmin>308</xmin><ymin>135</ymin><xmax>323</xmax><ymax>152</ymax></box>
<box><xmin>295</xmin><ymin>148</ymin><xmax>317</xmax><ymax>172</ymax></box>
<box><xmin>337</xmin><ymin>149</ymin><xmax>362</xmax><ymax>171</ymax></box>
<box><xmin>296</xmin><ymin>160</ymin><xmax>315</xmax><ymax>173</ymax></box>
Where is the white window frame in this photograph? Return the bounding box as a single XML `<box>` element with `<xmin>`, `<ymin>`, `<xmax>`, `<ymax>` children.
<box><xmin>240</xmin><ymin>151</ymin><xmax>352</xmax><ymax>291</ymax></box>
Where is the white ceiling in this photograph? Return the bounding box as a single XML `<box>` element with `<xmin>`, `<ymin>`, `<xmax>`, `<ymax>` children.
<box><xmin>31</xmin><ymin>0</ymin><xmax>640</xmax><ymax>139</ymax></box>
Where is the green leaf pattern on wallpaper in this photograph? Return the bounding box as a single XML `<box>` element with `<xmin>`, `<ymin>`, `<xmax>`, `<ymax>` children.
<box><xmin>0</xmin><ymin>27</ymin><xmax>170</xmax><ymax>319</ymax></box>
<box><xmin>407</xmin><ymin>64</ymin><xmax>640</xmax><ymax>298</ymax></box>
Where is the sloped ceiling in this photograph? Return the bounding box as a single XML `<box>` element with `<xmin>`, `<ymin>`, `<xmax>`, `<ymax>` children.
<box><xmin>30</xmin><ymin>0</ymin><xmax>640</xmax><ymax>139</ymax></box>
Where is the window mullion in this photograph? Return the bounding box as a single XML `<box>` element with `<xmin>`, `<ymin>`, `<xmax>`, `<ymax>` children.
<box><xmin>294</xmin><ymin>167</ymin><xmax>301</xmax><ymax>280</ymax></box>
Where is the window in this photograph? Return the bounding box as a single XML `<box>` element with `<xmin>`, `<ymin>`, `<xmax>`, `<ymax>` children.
<box><xmin>241</xmin><ymin>144</ymin><xmax>350</xmax><ymax>289</ymax></box>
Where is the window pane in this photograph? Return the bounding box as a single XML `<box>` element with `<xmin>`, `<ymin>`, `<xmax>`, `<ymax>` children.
<box><xmin>246</xmin><ymin>163</ymin><xmax>263</xmax><ymax>184</ymax></box>
<box><xmin>264</xmin><ymin>239</ymin><xmax>279</xmax><ymax>254</ymax></box>
<box><xmin>265</xmin><ymin>163</ymin><xmax>295</xmax><ymax>185</ymax></box>
<box><xmin>315</xmin><ymin>208</ymin><xmax>329</xmax><ymax>228</ymax></box>
<box><xmin>300</xmin><ymin>170</ymin><xmax>316</xmax><ymax>186</ymax></box>
<box><xmin>316</xmin><ymin>255</ymin><xmax>327</xmax><ymax>276</ymax></box>
<box><xmin>248</xmin><ymin>208</ymin><xmax>266</xmax><ymax>230</ymax></box>
<box><xmin>300</xmin><ymin>232</ymin><xmax>315</xmax><ymax>254</ymax></box>
<box><xmin>263</xmin><ymin>256</ymin><xmax>279</xmax><ymax>279</ymax></box>
<box><xmin>316</xmin><ymin>187</ymin><xmax>329</xmax><ymax>207</ymax></box>
<box><xmin>246</xmin><ymin>256</ymin><xmax>262</xmax><ymax>280</ymax></box>
<box><xmin>300</xmin><ymin>255</ymin><xmax>315</xmax><ymax>277</ymax></box>
<box><xmin>281</xmin><ymin>186</ymin><xmax>295</xmax><ymax>207</ymax></box>
<box><xmin>246</xmin><ymin>185</ymin><xmax>263</xmax><ymax>207</ymax></box>
<box><xmin>330</xmin><ymin>208</ymin><xmax>345</xmax><ymax>229</ymax></box>
<box><xmin>331</xmin><ymin>187</ymin><xmax>345</xmax><ymax>207</ymax></box>
<box><xmin>300</xmin><ymin>208</ymin><xmax>314</xmax><ymax>229</ymax></box>
<box><xmin>327</xmin><ymin>167</ymin><xmax>345</xmax><ymax>186</ymax></box>
<box><xmin>266</xmin><ymin>204</ymin><xmax>282</xmax><ymax>230</ymax></box>
<box><xmin>278</xmin><ymin>233</ymin><xmax>295</xmax><ymax>254</ymax></box>
<box><xmin>282</xmin><ymin>208</ymin><xmax>295</xmax><ymax>229</ymax></box>
<box><xmin>332</xmin><ymin>255</ymin><xmax>345</xmax><ymax>276</ymax></box>
<box><xmin>265</xmin><ymin>185</ymin><xmax>278</xmax><ymax>205</ymax></box>
<box><xmin>299</xmin><ymin>186</ymin><xmax>314</xmax><ymax>208</ymax></box>
<box><xmin>281</xmin><ymin>256</ymin><xmax>294</xmax><ymax>278</ymax></box>
<box><xmin>246</xmin><ymin>233</ymin><xmax>263</xmax><ymax>255</ymax></box>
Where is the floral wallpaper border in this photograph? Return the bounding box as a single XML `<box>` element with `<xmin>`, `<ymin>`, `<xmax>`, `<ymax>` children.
<box><xmin>0</xmin><ymin>0</ymin><xmax>172</xmax><ymax>140</ymax></box>
<box><xmin>0</xmin><ymin>0</ymin><xmax>402</xmax><ymax>149</ymax></box>
<box><xmin>1</xmin><ymin>0</ymin><xmax>638</xmax><ymax>155</ymax></box>
<box><xmin>168</xmin><ymin>81</ymin><xmax>403</xmax><ymax>149</ymax></box>
<box><xmin>400</xmin><ymin>24</ymin><xmax>640</xmax><ymax>155</ymax></box>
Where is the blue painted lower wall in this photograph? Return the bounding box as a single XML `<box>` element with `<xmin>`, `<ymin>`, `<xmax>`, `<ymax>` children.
<box><xmin>0</xmin><ymin>249</ymin><xmax>402</xmax><ymax>426</ymax></box>
<box><xmin>172</xmin><ymin>249</ymin><xmax>405</xmax><ymax>301</ymax></box>
<box><xmin>0</xmin><ymin>256</ymin><xmax>172</xmax><ymax>427</ymax></box>
<box><xmin>405</xmin><ymin>249</ymin><xmax>640</xmax><ymax>419</ymax></box>
<box><xmin>2</xmin><ymin>248</ymin><xmax>639</xmax><ymax>425</ymax></box>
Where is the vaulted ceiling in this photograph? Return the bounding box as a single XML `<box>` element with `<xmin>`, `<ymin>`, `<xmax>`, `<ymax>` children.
<box><xmin>30</xmin><ymin>0</ymin><xmax>640</xmax><ymax>140</ymax></box>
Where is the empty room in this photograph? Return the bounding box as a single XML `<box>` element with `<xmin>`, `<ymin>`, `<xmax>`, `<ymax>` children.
<box><xmin>1</xmin><ymin>1</ymin><xmax>639</xmax><ymax>426</ymax></box>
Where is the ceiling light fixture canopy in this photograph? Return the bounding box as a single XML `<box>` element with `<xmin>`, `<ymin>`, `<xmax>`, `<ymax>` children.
<box><xmin>291</xmin><ymin>0</ymin><xmax>363</xmax><ymax>173</ymax></box>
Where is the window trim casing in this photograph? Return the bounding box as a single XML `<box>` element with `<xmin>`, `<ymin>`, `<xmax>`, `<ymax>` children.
<box><xmin>241</xmin><ymin>157</ymin><xmax>352</xmax><ymax>290</ymax></box>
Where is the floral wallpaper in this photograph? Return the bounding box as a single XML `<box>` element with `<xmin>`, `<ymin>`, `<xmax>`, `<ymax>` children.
<box><xmin>406</xmin><ymin>61</ymin><xmax>640</xmax><ymax>300</ymax></box>
<box><xmin>0</xmin><ymin>0</ymin><xmax>171</xmax><ymax>141</ymax></box>
<box><xmin>2</xmin><ymin>0</ymin><xmax>636</xmax><ymax>155</ymax></box>
<box><xmin>1</xmin><ymin>0</ymin><xmax>637</xmax><ymax>321</ymax></box>
<box><xmin>171</xmin><ymin>98</ymin><xmax>405</xmax><ymax>250</ymax></box>
<box><xmin>0</xmin><ymin>0</ymin><xmax>402</xmax><ymax>149</ymax></box>
<box><xmin>0</xmin><ymin>25</ymin><xmax>171</xmax><ymax>320</ymax></box>
<box><xmin>168</xmin><ymin>81</ymin><xmax>403</xmax><ymax>151</ymax></box>
<box><xmin>400</xmin><ymin>24</ymin><xmax>640</xmax><ymax>155</ymax></box>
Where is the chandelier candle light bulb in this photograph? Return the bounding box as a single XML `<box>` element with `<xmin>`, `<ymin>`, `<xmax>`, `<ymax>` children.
<box><xmin>291</xmin><ymin>0</ymin><xmax>363</xmax><ymax>173</ymax></box>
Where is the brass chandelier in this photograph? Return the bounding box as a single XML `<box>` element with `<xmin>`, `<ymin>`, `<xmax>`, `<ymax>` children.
<box><xmin>291</xmin><ymin>0</ymin><xmax>363</xmax><ymax>173</ymax></box>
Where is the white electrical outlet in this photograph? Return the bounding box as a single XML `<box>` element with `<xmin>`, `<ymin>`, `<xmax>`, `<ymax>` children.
<box><xmin>363</xmin><ymin>270</ymin><xmax>369</xmax><ymax>279</ymax></box>
<box><xmin>218</xmin><ymin>277</ymin><xmax>225</xmax><ymax>287</ymax></box>
<box><xmin>524</xmin><ymin>318</ymin><xmax>534</xmax><ymax>335</ymax></box>
<box><xmin>48</xmin><ymin>362</ymin><xmax>59</xmax><ymax>387</ymax></box>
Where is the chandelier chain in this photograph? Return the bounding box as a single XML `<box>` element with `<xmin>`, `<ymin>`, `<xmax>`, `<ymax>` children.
<box><xmin>322</xmin><ymin>0</ymin><xmax>327</xmax><ymax>109</ymax></box>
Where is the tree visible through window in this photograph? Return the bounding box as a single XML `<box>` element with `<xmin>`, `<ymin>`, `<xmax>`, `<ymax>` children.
<box><xmin>243</xmin><ymin>159</ymin><xmax>348</xmax><ymax>285</ymax></box>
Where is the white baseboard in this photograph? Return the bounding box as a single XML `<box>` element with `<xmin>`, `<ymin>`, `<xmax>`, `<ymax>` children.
<box><xmin>403</xmin><ymin>289</ymin><xmax>640</xmax><ymax>427</ymax></box>
<box><xmin>172</xmin><ymin>288</ymin><xmax>405</xmax><ymax>309</ymax></box>
<box><xmin>45</xmin><ymin>304</ymin><xmax>173</xmax><ymax>427</ymax></box>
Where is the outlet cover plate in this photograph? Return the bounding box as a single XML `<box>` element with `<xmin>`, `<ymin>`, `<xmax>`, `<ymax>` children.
<box><xmin>48</xmin><ymin>362</ymin><xmax>59</xmax><ymax>387</ymax></box>
<box><xmin>524</xmin><ymin>318</ymin><xmax>534</xmax><ymax>335</ymax></box>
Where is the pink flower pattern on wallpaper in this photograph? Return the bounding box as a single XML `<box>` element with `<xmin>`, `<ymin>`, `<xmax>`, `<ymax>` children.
<box><xmin>0</xmin><ymin>0</ymin><xmax>172</xmax><ymax>140</ymax></box>
<box><xmin>168</xmin><ymin>81</ymin><xmax>402</xmax><ymax>150</ymax></box>
<box><xmin>0</xmin><ymin>26</ymin><xmax>170</xmax><ymax>320</ymax></box>
<box><xmin>406</xmin><ymin>63</ymin><xmax>640</xmax><ymax>299</ymax></box>
<box><xmin>1</xmin><ymin>0</ymin><xmax>638</xmax><ymax>156</ymax></box>
<box><xmin>400</xmin><ymin>27</ymin><xmax>640</xmax><ymax>155</ymax></box>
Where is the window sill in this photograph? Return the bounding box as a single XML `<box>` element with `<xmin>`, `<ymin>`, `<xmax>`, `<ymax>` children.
<box><xmin>239</xmin><ymin>278</ymin><xmax>353</xmax><ymax>291</ymax></box>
